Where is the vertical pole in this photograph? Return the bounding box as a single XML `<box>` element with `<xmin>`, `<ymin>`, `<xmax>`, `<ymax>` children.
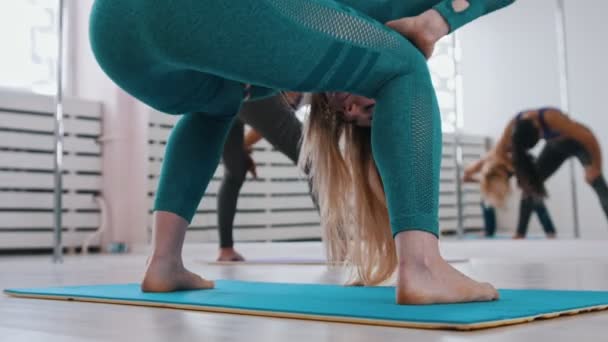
<box><xmin>53</xmin><ymin>0</ymin><xmax>65</xmax><ymax>262</ymax></box>
<box><xmin>452</xmin><ymin>33</ymin><xmax>465</xmax><ymax>238</ymax></box>
<box><xmin>555</xmin><ymin>0</ymin><xmax>580</xmax><ymax>238</ymax></box>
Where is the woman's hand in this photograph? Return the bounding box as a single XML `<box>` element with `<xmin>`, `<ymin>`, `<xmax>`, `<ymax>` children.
<box><xmin>385</xmin><ymin>9</ymin><xmax>449</xmax><ymax>59</ymax></box>
<box><xmin>243</xmin><ymin>146</ymin><xmax>258</xmax><ymax>179</ymax></box>
<box><xmin>463</xmin><ymin>171</ymin><xmax>477</xmax><ymax>183</ymax></box>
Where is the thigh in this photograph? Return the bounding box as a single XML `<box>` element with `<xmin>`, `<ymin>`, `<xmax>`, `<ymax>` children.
<box><xmin>239</xmin><ymin>95</ymin><xmax>303</xmax><ymax>164</ymax></box>
<box><xmin>90</xmin><ymin>0</ymin><xmax>245</xmax><ymax>116</ymax></box>
<box><xmin>536</xmin><ymin>140</ymin><xmax>573</xmax><ymax>181</ymax></box>
<box><xmin>141</xmin><ymin>0</ymin><xmax>420</xmax><ymax>97</ymax></box>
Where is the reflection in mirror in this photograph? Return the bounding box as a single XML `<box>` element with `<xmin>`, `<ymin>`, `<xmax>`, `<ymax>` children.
<box><xmin>455</xmin><ymin>0</ymin><xmax>608</xmax><ymax>241</ymax></box>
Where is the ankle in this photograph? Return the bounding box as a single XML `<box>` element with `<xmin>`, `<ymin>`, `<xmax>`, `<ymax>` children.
<box><xmin>148</xmin><ymin>253</ymin><xmax>182</xmax><ymax>266</ymax></box>
<box><xmin>395</xmin><ymin>230</ymin><xmax>441</xmax><ymax>254</ymax></box>
<box><xmin>398</xmin><ymin>253</ymin><xmax>440</xmax><ymax>271</ymax></box>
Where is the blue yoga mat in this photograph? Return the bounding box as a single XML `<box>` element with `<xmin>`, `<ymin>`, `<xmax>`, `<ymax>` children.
<box><xmin>205</xmin><ymin>257</ymin><xmax>469</xmax><ymax>265</ymax></box>
<box><xmin>206</xmin><ymin>257</ymin><xmax>328</xmax><ymax>265</ymax></box>
<box><xmin>5</xmin><ymin>280</ymin><xmax>608</xmax><ymax>330</ymax></box>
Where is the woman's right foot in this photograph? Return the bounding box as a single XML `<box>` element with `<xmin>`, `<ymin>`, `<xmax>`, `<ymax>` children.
<box><xmin>395</xmin><ymin>231</ymin><xmax>499</xmax><ymax>305</ymax></box>
<box><xmin>397</xmin><ymin>254</ymin><xmax>499</xmax><ymax>305</ymax></box>
<box><xmin>141</xmin><ymin>256</ymin><xmax>214</xmax><ymax>292</ymax></box>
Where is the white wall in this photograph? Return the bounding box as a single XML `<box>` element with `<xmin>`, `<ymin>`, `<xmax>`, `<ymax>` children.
<box><xmin>458</xmin><ymin>0</ymin><xmax>577</xmax><ymax>237</ymax></box>
<box><xmin>69</xmin><ymin>1</ymin><xmax>150</xmax><ymax>247</ymax></box>
<box><xmin>563</xmin><ymin>0</ymin><xmax>608</xmax><ymax>239</ymax></box>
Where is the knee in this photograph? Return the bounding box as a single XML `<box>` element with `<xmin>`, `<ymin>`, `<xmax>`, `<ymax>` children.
<box><xmin>363</xmin><ymin>47</ymin><xmax>430</xmax><ymax>99</ymax></box>
<box><xmin>222</xmin><ymin>173</ymin><xmax>246</xmax><ymax>191</ymax></box>
<box><xmin>223</xmin><ymin>162</ymin><xmax>248</xmax><ymax>184</ymax></box>
<box><xmin>398</xmin><ymin>49</ymin><xmax>431</xmax><ymax>81</ymax></box>
<box><xmin>409</xmin><ymin>49</ymin><xmax>430</xmax><ymax>74</ymax></box>
<box><xmin>379</xmin><ymin>55</ymin><xmax>432</xmax><ymax>95</ymax></box>
<box><xmin>590</xmin><ymin>175</ymin><xmax>608</xmax><ymax>191</ymax></box>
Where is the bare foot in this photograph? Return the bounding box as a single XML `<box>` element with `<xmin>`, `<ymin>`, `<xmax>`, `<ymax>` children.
<box><xmin>141</xmin><ymin>256</ymin><xmax>214</xmax><ymax>292</ymax></box>
<box><xmin>513</xmin><ymin>234</ymin><xmax>525</xmax><ymax>239</ymax></box>
<box><xmin>546</xmin><ymin>233</ymin><xmax>557</xmax><ymax>239</ymax></box>
<box><xmin>217</xmin><ymin>248</ymin><xmax>245</xmax><ymax>262</ymax></box>
<box><xmin>396</xmin><ymin>255</ymin><xmax>499</xmax><ymax>304</ymax></box>
<box><xmin>386</xmin><ymin>9</ymin><xmax>449</xmax><ymax>59</ymax></box>
<box><xmin>395</xmin><ymin>231</ymin><xmax>499</xmax><ymax>305</ymax></box>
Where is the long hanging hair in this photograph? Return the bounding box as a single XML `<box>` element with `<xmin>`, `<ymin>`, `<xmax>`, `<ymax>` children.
<box><xmin>479</xmin><ymin>158</ymin><xmax>512</xmax><ymax>208</ymax></box>
<box><xmin>511</xmin><ymin>119</ymin><xmax>547</xmax><ymax>198</ymax></box>
<box><xmin>298</xmin><ymin>93</ymin><xmax>396</xmax><ymax>286</ymax></box>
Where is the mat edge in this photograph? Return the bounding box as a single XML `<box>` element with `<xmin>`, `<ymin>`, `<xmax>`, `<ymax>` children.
<box><xmin>5</xmin><ymin>291</ymin><xmax>608</xmax><ymax>331</ymax></box>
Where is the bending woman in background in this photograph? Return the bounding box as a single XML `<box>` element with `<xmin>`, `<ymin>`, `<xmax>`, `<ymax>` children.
<box><xmin>481</xmin><ymin>107</ymin><xmax>608</xmax><ymax>238</ymax></box>
<box><xmin>90</xmin><ymin>0</ymin><xmax>514</xmax><ymax>304</ymax></box>
<box><xmin>217</xmin><ymin>93</ymin><xmax>315</xmax><ymax>261</ymax></box>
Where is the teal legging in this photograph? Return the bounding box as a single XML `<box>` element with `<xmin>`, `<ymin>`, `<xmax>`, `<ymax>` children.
<box><xmin>89</xmin><ymin>0</ymin><xmax>514</xmax><ymax>237</ymax></box>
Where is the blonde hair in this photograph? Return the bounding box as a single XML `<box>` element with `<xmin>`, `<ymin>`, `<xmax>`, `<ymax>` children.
<box><xmin>480</xmin><ymin>159</ymin><xmax>512</xmax><ymax>208</ymax></box>
<box><xmin>299</xmin><ymin>93</ymin><xmax>396</xmax><ymax>286</ymax></box>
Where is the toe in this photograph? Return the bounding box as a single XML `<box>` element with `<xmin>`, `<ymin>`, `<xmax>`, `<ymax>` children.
<box><xmin>482</xmin><ymin>282</ymin><xmax>499</xmax><ymax>300</ymax></box>
<box><xmin>200</xmin><ymin>278</ymin><xmax>215</xmax><ymax>289</ymax></box>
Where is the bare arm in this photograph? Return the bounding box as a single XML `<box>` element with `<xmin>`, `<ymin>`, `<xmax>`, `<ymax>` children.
<box><xmin>463</xmin><ymin>159</ymin><xmax>485</xmax><ymax>182</ymax></box>
<box><xmin>244</xmin><ymin>129</ymin><xmax>263</xmax><ymax>148</ymax></box>
<box><xmin>337</xmin><ymin>0</ymin><xmax>443</xmax><ymax>24</ymax></box>
<box><xmin>339</xmin><ymin>0</ymin><xmax>517</xmax><ymax>26</ymax></box>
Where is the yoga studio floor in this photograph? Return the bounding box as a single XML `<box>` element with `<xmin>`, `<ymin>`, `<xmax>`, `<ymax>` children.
<box><xmin>2</xmin><ymin>240</ymin><xmax>608</xmax><ymax>341</ymax></box>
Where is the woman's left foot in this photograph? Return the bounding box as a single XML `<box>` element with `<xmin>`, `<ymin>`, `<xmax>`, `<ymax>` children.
<box><xmin>217</xmin><ymin>248</ymin><xmax>245</xmax><ymax>262</ymax></box>
<box><xmin>142</xmin><ymin>256</ymin><xmax>214</xmax><ymax>292</ymax></box>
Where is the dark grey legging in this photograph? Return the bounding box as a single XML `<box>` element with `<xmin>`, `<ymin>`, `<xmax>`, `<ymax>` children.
<box><xmin>217</xmin><ymin>95</ymin><xmax>314</xmax><ymax>248</ymax></box>
<box><xmin>517</xmin><ymin>138</ymin><xmax>608</xmax><ymax>236</ymax></box>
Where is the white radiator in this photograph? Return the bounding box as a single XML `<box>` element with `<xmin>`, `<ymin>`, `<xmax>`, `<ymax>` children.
<box><xmin>0</xmin><ymin>90</ymin><xmax>103</xmax><ymax>250</ymax></box>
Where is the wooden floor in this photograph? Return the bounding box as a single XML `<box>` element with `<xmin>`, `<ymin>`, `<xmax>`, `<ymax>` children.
<box><xmin>2</xmin><ymin>240</ymin><xmax>608</xmax><ymax>341</ymax></box>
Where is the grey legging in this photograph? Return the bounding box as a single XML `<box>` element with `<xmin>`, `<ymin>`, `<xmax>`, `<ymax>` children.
<box><xmin>217</xmin><ymin>95</ymin><xmax>314</xmax><ymax>248</ymax></box>
<box><xmin>517</xmin><ymin>138</ymin><xmax>608</xmax><ymax>237</ymax></box>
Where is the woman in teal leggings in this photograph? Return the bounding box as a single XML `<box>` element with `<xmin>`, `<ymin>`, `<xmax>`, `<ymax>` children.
<box><xmin>89</xmin><ymin>0</ymin><xmax>514</xmax><ymax>304</ymax></box>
